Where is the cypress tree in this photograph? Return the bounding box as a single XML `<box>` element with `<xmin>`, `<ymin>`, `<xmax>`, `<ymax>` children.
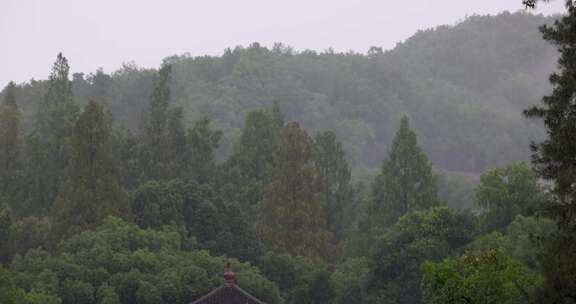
<box><xmin>51</xmin><ymin>101</ymin><xmax>129</xmax><ymax>238</ymax></box>
<box><xmin>370</xmin><ymin>116</ymin><xmax>440</xmax><ymax>228</ymax></box>
<box><xmin>257</xmin><ymin>122</ymin><xmax>336</xmax><ymax>260</ymax></box>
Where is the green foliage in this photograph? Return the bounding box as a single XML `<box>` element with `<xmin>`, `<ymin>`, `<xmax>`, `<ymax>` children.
<box><xmin>22</xmin><ymin>53</ymin><xmax>79</xmax><ymax>215</ymax></box>
<box><xmin>437</xmin><ymin>171</ymin><xmax>477</xmax><ymax>210</ymax></box>
<box><xmin>524</xmin><ymin>2</ymin><xmax>576</xmax><ymax>228</ymax></box>
<box><xmin>331</xmin><ymin>257</ymin><xmax>369</xmax><ymax>304</ymax></box>
<box><xmin>256</xmin><ymin>250</ymin><xmax>315</xmax><ymax>293</ymax></box>
<box><xmin>370</xmin><ymin>116</ymin><xmax>440</xmax><ymax>228</ymax></box>
<box><xmin>257</xmin><ymin>122</ymin><xmax>337</xmax><ymax>261</ymax></box>
<box><xmin>0</xmin><ymin>265</ymin><xmax>61</xmax><ymax>304</ymax></box>
<box><xmin>476</xmin><ymin>163</ymin><xmax>546</xmax><ymax>232</ymax></box>
<box><xmin>9</xmin><ymin>13</ymin><xmax>556</xmax><ymax>175</ymax></box>
<box><xmin>110</xmin><ymin>127</ymin><xmax>141</xmax><ymax>190</ymax></box>
<box><xmin>364</xmin><ymin>207</ymin><xmax>476</xmax><ymax>304</ymax></box>
<box><xmin>9</xmin><ymin>216</ymin><xmax>51</xmax><ymax>257</ymax></box>
<box><xmin>469</xmin><ymin>215</ymin><xmax>557</xmax><ymax>269</ymax></box>
<box><xmin>421</xmin><ymin>250</ymin><xmax>542</xmax><ymax>304</ymax></box>
<box><xmin>537</xmin><ymin>229</ymin><xmax>576</xmax><ymax>303</ymax></box>
<box><xmin>141</xmin><ymin>63</ymin><xmax>187</xmax><ymax>181</ymax></box>
<box><xmin>257</xmin><ymin>249</ymin><xmax>339</xmax><ymax>304</ymax></box>
<box><xmin>0</xmin><ymin>82</ymin><xmax>20</xmax><ymax>199</ymax></box>
<box><xmin>130</xmin><ymin>180</ymin><xmax>186</xmax><ymax>229</ymax></box>
<box><xmin>0</xmin><ymin>206</ymin><xmax>12</xmax><ymax>264</ymax></box>
<box><xmin>130</xmin><ymin>179</ymin><xmax>261</xmax><ymax>261</ymax></box>
<box><xmin>0</xmin><ymin>11</ymin><xmax>570</xmax><ymax>304</ymax></box>
<box><xmin>313</xmin><ymin>130</ymin><xmax>356</xmax><ymax>239</ymax></box>
<box><xmin>0</xmin><ymin>265</ymin><xmax>28</xmax><ymax>304</ymax></box>
<box><xmin>51</xmin><ymin>101</ymin><xmax>129</xmax><ymax>239</ymax></box>
<box><xmin>9</xmin><ymin>217</ymin><xmax>281</xmax><ymax>304</ymax></box>
<box><xmin>220</xmin><ymin>106</ymin><xmax>284</xmax><ymax>211</ymax></box>
<box><xmin>522</xmin><ymin>3</ymin><xmax>576</xmax><ymax>300</ymax></box>
<box><xmin>294</xmin><ymin>269</ymin><xmax>336</xmax><ymax>304</ymax></box>
<box><xmin>186</xmin><ymin>117</ymin><xmax>222</xmax><ymax>184</ymax></box>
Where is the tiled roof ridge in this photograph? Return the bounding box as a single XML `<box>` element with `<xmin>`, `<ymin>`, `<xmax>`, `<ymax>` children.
<box><xmin>230</xmin><ymin>283</ymin><xmax>267</xmax><ymax>304</ymax></box>
<box><xmin>189</xmin><ymin>284</ymin><xmax>267</xmax><ymax>304</ymax></box>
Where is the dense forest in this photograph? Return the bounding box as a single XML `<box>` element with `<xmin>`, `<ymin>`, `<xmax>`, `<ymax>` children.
<box><xmin>1</xmin><ymin>5</ymin><xmax>575</xmax><ymax>304</ymax></box>
<box><xmin>6</xmin><ymin>12</ymin><xmax>558</xmax><ymax>175</ymax></box>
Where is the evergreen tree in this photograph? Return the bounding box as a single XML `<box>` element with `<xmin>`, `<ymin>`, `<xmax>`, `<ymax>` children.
<box><xmin>313</xmin><ymin>130</ymin><xmax>355</xmax><ymax>239</ymax></box>
<box><xmin>370</xmin><ymin>116</ymin><xmax>440</xmax><ymax>228</ymax></box>
<box><xmin>523</xmin><ymin>2</ymin><xmax>576</xmax><ymax>302</ymax></box>
<box><xmin>24</xmin><ymin>53</ymin><xmax>79</xmax><ymax>214</ymax></box>
<box><xmin>51</xmin><ymin>101</ymin><xmax>129</xmax><ymax>239</ymax></box>
<box><xmin>0</xmin><ymin>82</ymin><xmax>20</xmax><ymax>197</ymax></box>
<box><xmin>524</xmin><ymin>1</ymin><xmax>576</xmax><ymax>228</ymax></box>
<box><xmin>37</xmin><ymin>53</ymin><xmax>78</xmax><ymax>139</ymax></box>
<box><xmin>256</xmin><ymin>122</ymin><xmax>336</xmax><ymax>261</ymax></box>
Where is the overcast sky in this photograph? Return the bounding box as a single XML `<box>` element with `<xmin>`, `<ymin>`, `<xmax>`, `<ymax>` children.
<box><xmin>0</xmin><ymin>0</ymin><xmax>565</xmax><ymax>86</ymax></box>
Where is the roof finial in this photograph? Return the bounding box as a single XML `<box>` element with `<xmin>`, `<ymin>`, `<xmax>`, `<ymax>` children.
<box><xmin>224</xmin><ymin>262</ymin><xmax>235</xmax><ymax>285</ymax></box>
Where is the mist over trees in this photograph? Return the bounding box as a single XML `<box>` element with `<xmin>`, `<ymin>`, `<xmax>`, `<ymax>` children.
<box><xmin>1</xmin><ymin>7</ymin><xmax>574</xmax><ymax>304</ymax></box>
<box><xmin>3</xmin><ymin>12</ymin><xmax>557</xmax><ymax>176</ymax></box>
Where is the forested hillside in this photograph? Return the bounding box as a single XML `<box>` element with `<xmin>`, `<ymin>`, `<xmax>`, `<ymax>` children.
<box><xmin>2</xmin><ymin>6</ymin><xmax>575</xmax><ymax>303</ymax></box>
<box><xmin>5</xmin><ymin>12</ymin><xmax>557</xmax><ymax>174</ymax></box>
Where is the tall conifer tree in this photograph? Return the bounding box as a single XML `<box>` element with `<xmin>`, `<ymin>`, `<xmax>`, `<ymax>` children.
<box><xmin>24</xmin><ymin>53</ymin><xmax>79</xmax><ymax>214</ymax></box>
<box><xmin>51</xmin><ymin>101</ymin><xmax>129</xmax><ymax>239</ymax></box>
<box><xmin>370</xmin><ymin>116</ymin><xmax>439</xmax><ymax>228</ymax></box>
<box><xmin>523</xmin><ymin>1</ymin><xmax>576</xmax><ymax>301</ymax></box>
<box><xmin>257</xmin><ymin>122</ymin><xmax>336</xmax><ymax>260</ymax></box>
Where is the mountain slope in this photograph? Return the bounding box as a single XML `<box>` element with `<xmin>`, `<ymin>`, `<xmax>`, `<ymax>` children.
<box><xmin>4</xmin><ymin>12</ymin><xmax>558</xmax><ymax>173</ymax></box>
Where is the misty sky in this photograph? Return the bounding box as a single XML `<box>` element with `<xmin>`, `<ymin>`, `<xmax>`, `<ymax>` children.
<box><xmin>0</xmin><ymin>0</ymin><xmax>565</xmax><ymax>86</ymax></box>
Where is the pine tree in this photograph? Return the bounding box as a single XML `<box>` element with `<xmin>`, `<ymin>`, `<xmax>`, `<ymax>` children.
<box><xmin>313</xmin><ymin>131</ymin><xmax>355</xmax><ymax>239</ymax></box>
<box><xmin>23</xmin><ymin>53</ymin><xmax>79</xmax><ymax>214</ymax></box>
<box><xmin>257</xmin><ymin>122</ymin><xmax>336</xmax><ymax>260</ymax></box>
<box><xmin>0</xmin><ymin>82</ymin><xmax>20</xmax><ymax>188</ymax></box>
<box><xmin>370</xmin><ymin>116</ymin><xmax>440</xmax><ymax>228</ymax></box>
<box><xmin>523</xmin><ymin>2</ymin><xmax>576</xmax><ymax>302</ymax></box>
<box><xmin>524</xmin><ymin>2</ymin><xmax>576</xmax><ymax>228</ymax></box>
<box><xmin>51</xmin><ymin>101</ymin><xmax>129</xmax><ymax>239</ymax></box>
